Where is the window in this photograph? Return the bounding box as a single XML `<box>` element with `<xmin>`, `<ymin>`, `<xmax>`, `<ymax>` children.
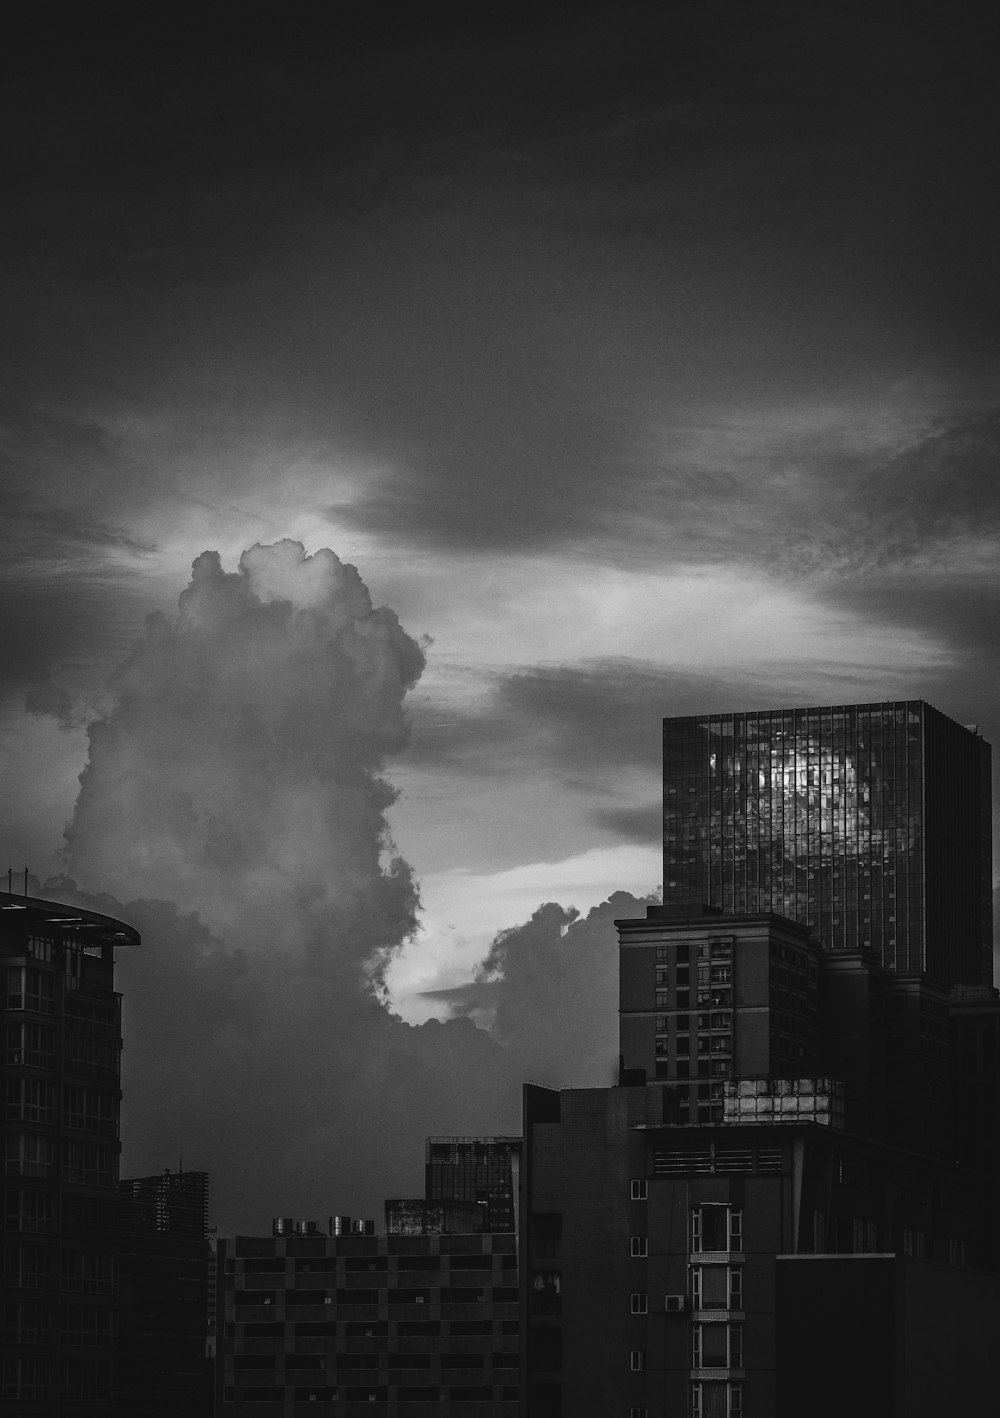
<box><xmin>692</xmin><ymin>1322</ymin><xmax>742</xmax><ymax>1369</ymax></box>
<box><xmin>4</xmin><ymin>1023</ymin><xmax>54</xmax><ymax>1069</ymax></box>
<box><xmin>4</xmin><ymin>1191</ymin><xmax>53</xmax><ymax>1235</ymax></box>
<box><xmin>61</xmin><ymin>1142</ymin><xmax>114</xmax><ymax>1189</ymax></box>
<box><xmin>5</xmin><ymin>968</ymin><xmax>55</xmax><ymax>1013</ymax></box>
<box><xmin>630</xmin><ymin>1179</ymin><xmax>648</xmax><ymax>1201</ymax></box>
<box><xmin>5</xmin><ymin>1245</ymin><xmax>52</xmax><ymax>1289</ymax></box>
<box><xmin>1</xmin><ymin>1356</ymin><xmax>51</xmax><ymax>1401</ymax></box>
<box><xmin>903</xmin><ymin>1228</ymin><xmax>925</xmax><ymax>1259</ymax></box>
<box><xmin>630</xmin><ymin>1409</ymin><xmax>648</xmax><ymax>1418</ymax></box>
<box><xmin>27</xmin><ymin>936</ymin><xmax>54</xmax><ymax>963</ymax></box>
<box><xmin>4</xmin><ymin>1135</ymin><xmax>55</xmax><ymax>1179</ymax></box>
<box><xmin>692</xmin><ymin>1380</ymin><xmax>742</xmax><ymax>1415</ymax></box>
<box><xmin>812</xmin><ymin>1210</ymin><xmax>826</xmax><ymax>1252</ymax></box>
<box><xmin>60</xmin><ymin>1251</ymin><xmax>113</xmax><ymax>1294</ymax></box>
<box><xmin>630</xmin><ymin>1349</ymin><xmax>644</xmax><ymax>1372</ymax></box>
<box><xmin>530</xmin><ymin>1272</ymin><xmax>561</xmax><ymax>1315</ymax></box>
<box><xmin>691</xmin><ymin>1265</ymin><xmax>739</xmax><ymax>1310</ymax></box>
<box><xmin>62</xmin><ymin>1087</ymin><xmax>117</xmax><ymax>1134</ymax></box>
<box><xmin>2</xmin><ymin>1299</ymin><xmax>50</xmax><ymax>1344</ymax></box>
<box><xmin>630</xmin><ymin>1292</ymin><xmax>648</xmax><ymax>1314</ymax></box>
<box><xmin>630</xmin><ymin>1236</ymin><xmax>648</xmax><ymax>1258</ymax></box>
<box><xmin>60</xmin><ymin>1304</ymin><xmax>113</xmax><ymax>1345</ymax></box>
<box><xmin>691</xmin><ymin>1207</ymin><xmax>741</xmax><ymax>1254</ymax></box>
<box><xmin>5</xmin><ymin>1079</ymin><xmax>54</xmax><ymax>1124</ymax></box>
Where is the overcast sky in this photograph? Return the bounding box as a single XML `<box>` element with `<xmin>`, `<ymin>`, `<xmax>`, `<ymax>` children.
<box><xmin>3</xmin><ymin>6</ymin><xmax>999</xmax><ymax>1229</ymax></box>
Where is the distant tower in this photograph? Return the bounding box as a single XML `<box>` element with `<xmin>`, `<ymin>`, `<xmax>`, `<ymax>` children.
<box><xmin>663</xmin><ymin>700</ymin><xmax>992</xmax><ymax>984</ymax></box>
<box><xmin>424</xmin><ymin>1137</ymin><xmax>521</xmax><ymax>1233</ymax></box>
<box><xmin>118</xmin><ymin>1168</ymin><xmax>213</xmax><ymax>1416</ymax></box>
<box><xmin>1</xmin><ymin>891</ymin><xmax>137</xmax><ymax>1412</ymax></box>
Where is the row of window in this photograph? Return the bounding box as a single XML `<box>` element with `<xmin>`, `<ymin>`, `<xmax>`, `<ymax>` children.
<box><xmin>0</xmin><ymin>1356</ymin><xmax>112</xmax><ymax>1402</ymax></box>
<box><xmin>656</xmin><ymin>1059</ymin><xmax>733</xmax><ymax>1080</ymax></box>
<box><xmin>2</xmin><ymin>1192</ymin><xmax>117</xmax><ymax>1235</ymax></box>
<box><xmin>235</xmin><ymin>1319</ymin><xmax>520</xmax><ymax>1338</ymax></box>
<box><xmin>656</xmin><ymin>988</ymin><xmax>734</xmax><ymax>1010</ymax></box>
<box><xmin>654</xmin><ymin>941</ymin><xmax>732</xmax><ymax>965</ymax></box>
<box><xmin>3</xmin><ymin>1136</ymin><xmax>116</xmax><ymax>1187</ymax></box>
<box><xmin>1</xmin><ymin>1300</ymin><xmax>113</xmax><ymax>1345</ymax></box>
<box><xmin>4</xmin><ymin>1246</ymin><xmax>114</xmax><ymax>1292</ymax></box>
<box><xmin>596</xmin><ymin>1325</ymin><xmax>745</xmax><ymax>1375</ymax></box>
<box><xmin>234</xmin><ymin>1287</ymin><xmax>518</xmax><ymax>1307</ymax></box>
<box><xmin>223</xmin><ymin>1386</ymin><xmax>517</xmax><ymax>1403</ymax></box>
<box><xmin>5</xmin><ymin>1079</ymin><xmax>118</xmax><ymax>1130</ymax></box>
<box><xmin>234</xmin><ymin>1353</ymin><xmax>516</xmax><ymax>1370</ymax></box>
<box><xmin>4</xmin><ymin>958</ymin><xmax>102</xmax><ymax>1009</ymax></box>
<box><xmin>241</xmin><ymin>1253</ymin><xmax>515</xmax><ymax>1274</ymax></box>
<box><xmin>657</xmin><ymin>1012</ymin><xmax>733</xmax><ymax>1032</ymax></box>
<box><xmin>612</xmin><ymin>1206</ymin><xmax>746</xmax><ymax>1256</ymax></box>
<box><xmin>4</xmin><ymin>1022</ymin><xmax>118</xmax><ymax>1071</ymax></box>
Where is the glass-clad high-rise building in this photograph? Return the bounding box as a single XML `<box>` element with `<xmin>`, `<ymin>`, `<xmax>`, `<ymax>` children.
<box><xmin>663</xmin><ymin>701</ymin><xmax>992</xmax><ymax>985</ymax></box>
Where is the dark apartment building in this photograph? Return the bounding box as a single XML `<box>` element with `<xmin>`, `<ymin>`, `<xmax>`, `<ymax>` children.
<box><xmin>663</xmin><ymin>701</ymin><xmax>992</xmax><ymax>984</ymax></box>
<box><xmin>217</xmin><ymin>1134</ymin><xmax>521</xmax><ymax>1415</ymax></box>
<box><xmin>519</xmin><ymin>701</ymin><xmax>1000</xmax><ymax>1416</ymax></box>
<box><xmin>216</xmin><ymin>1221</ymin><xmax>519</xmax><ymax>1416</ymax></box>
<box><xmin>522</xmin><ymin>1081</ymin><xmax>997</xmax><ymax>1418</ymax></box>
<box><xmin>117</xmin><ymin>1168</ymin><xmax>212</xmax><ymax>1417</ymax></box>
<box><xmin>1</xmin><ymin>891</ymin><xmax>137</xmax><ymax>1417</ymax></box>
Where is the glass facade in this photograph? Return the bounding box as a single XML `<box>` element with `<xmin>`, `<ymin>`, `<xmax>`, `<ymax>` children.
<box><xmin>663</xmin><ymin>701</ymin><xmax>992</xmax><ymax>985</ymax></box>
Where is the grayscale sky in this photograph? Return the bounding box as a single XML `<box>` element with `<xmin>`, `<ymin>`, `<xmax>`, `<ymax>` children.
<box><xmin>3</xmin><ymin>5</ymin><xmax>998</xmax><ymax>1228</ymax></box>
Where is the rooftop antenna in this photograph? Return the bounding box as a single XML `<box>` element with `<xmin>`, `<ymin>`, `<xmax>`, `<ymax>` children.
<box><xmin>7</xmin><ymin>867</ymin><xmax>11</xmax><ymax>894</ymax></box>
<box><xmin>23</xmin><ymin>866</ymin><xmax>28</xmax><ymax>897</ymax></box>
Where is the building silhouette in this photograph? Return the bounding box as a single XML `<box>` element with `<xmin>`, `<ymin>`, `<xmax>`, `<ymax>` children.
<box><xmin>1</xmin><ymin>891</ymin><xmax>137</xmax><ymax>1416</ymax></box>
<box><xmin>663</xmin><ymin>701</ymin><xmax>992</xmax><ymax>983</ymax></box>
<box><xmin>117</xmin><ymin>1168</ymin><xmax>213</xmax><ymax>1417</ymax></box>
<box><xmin>520</xmin><ymin>700</ymin><xmax>1000</xmax><ymax>1416</ymax></box>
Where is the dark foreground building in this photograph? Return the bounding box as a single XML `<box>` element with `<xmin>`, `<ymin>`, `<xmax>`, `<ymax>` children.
<box><xmin>520</xmin><ymin>701</ymin><xmax>1000</xmax><ymax>1416</ymax></box>
<box><xmin>663</xmin><ymin>701</ymin><xmax>992</xmax><ymax>984</ymax></box>
<box><xmin>1</xmin><ymin>891</ymin><xmax>137</xmax><ymax>1417</ymax></box>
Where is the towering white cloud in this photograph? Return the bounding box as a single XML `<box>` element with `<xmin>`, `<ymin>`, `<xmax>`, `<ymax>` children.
<box><xmin>66</xmin><ymin>540</ymin><xmax>425</xmax><ymax>982</ymax></box>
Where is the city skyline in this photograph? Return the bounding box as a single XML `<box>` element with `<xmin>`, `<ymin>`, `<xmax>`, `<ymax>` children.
<box><xmin>2</xmin><ymin>9</ymin><xmax>999</xmax><ymax>1231</ymax></box>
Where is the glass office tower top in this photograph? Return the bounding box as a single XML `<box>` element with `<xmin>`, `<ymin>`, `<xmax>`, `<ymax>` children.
<box><xmin>663</xmin><ymin>701</ymin><xmax>992</xmax><ymax>986</ymax></box>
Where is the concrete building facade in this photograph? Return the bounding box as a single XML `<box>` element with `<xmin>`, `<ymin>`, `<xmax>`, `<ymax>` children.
<box><xmin>216</xmin><ymin>1224</ymin><xmax>519</xmax><ymax>1417</ymax></box>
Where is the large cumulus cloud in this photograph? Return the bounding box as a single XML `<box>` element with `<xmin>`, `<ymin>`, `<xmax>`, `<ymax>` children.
<box><xmin>51</xmin><ymin>541</ymin><xmax>650</xmax><ymax>1231</ymax></box>
<box><xmin>66</xmin><ymin>540</ymin><xmax>425</xmax><ymax>982</ymax></box>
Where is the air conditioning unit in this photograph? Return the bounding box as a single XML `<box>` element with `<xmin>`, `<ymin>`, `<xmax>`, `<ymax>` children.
<box><xmin>664</xmin><ymin>1294</ymin><xmax>687</xmax><ymax>1313</ymax></box>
